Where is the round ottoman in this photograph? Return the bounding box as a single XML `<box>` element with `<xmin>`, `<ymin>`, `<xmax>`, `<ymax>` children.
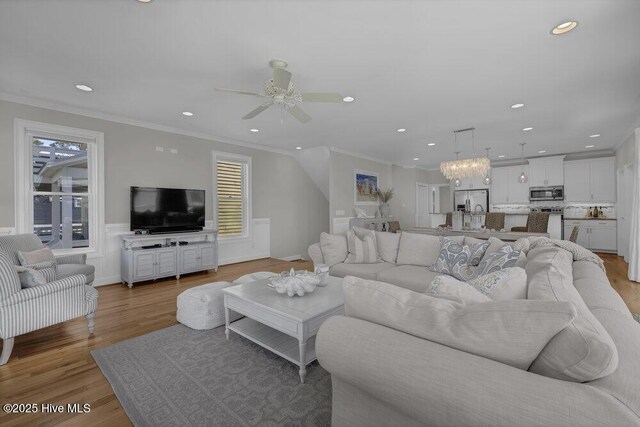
<box><xmin>177</xmin><ymin>281</ymin><xmax>242</xmax><ymax>330</ymax></box>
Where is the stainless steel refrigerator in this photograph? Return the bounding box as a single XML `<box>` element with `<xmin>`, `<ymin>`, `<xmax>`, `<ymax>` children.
<box><xmin>454</xmin><ymin>189</ymin><xmax>489</xmax><ymax>213</ymax></box>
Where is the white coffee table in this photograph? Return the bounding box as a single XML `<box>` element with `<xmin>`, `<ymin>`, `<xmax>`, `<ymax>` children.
<box><xmin>223</xmin><ymin>275</ymin><xmax>344</xmax><ymax>383</ymax></box>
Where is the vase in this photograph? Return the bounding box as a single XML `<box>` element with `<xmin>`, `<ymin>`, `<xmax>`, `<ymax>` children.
<box><xmin>379</xmin><ymin>203</ymin><xmax>391</xmax><ymax>218</ymax></box>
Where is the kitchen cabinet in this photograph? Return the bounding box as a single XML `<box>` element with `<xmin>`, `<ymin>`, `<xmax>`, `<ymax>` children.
<box><xmin>456</xmin><ymin>176</ymin><xmax>489</xmax><ymax>190</ymax></box>
<box><xmin>564</xmin><ymin>157</ymin><xmax>616</xmax><ymax>202</ymax></box>
<box><xmin>563</xmin><ymin>220</ymin><xmax>617</xmax><ymax>252</ymax></box>
<box><xmin>490</xmin><ymin>165</ymin><xmax>529</xmax><ymax>204</ymax></box>
<box><xmin>178</xmin><ymin>242</ymin><xmax>218</xmax><ymax>275</ymax></box>
<box><xmin>528</xmin><ymin>156</ymin><xmax>565</xmax><ymax>187</ymax></box>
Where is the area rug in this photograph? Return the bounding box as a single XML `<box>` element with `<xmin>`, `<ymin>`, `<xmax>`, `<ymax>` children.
<box><xmin>92</xmin><ymin>324</ymin><xmax>331</xmax><ymax>426</ymax></box>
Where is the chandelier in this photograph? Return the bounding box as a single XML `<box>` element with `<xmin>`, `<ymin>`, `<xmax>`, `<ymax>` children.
<box><xmin>440</xmin><ymin>127</ymin><xmax>490</xmax><ymax>181</ymax></box>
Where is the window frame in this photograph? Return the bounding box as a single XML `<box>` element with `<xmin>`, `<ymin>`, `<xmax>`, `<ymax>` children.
<box><xmin>14</xmin><ymin>119</ymin><xmax>105</xmax><ymax>258</ymax></box>
<box><xmin>212</xmin><ymin>150</ymin><xmax>251</xmax><ymax>241</ymax></box>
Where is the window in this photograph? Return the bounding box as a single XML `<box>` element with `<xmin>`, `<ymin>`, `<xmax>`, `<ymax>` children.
<box><xmin>213</xmin><ymin>152</ymin><xmax>251</xmax><ymax>238</ymax></box>
<box><xmin>15</xmin><ymin>120</ymin><xmax>105</xmax><ymax>256</ymax></box>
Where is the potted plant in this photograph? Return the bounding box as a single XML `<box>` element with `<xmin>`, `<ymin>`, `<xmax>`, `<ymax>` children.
<box><xmin>378</xmin><ymin>188</ymin><xmax>394</xmax><ymax>218</ymax></box>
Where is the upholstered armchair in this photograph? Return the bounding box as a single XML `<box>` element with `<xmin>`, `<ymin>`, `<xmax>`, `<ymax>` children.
<box><xmin>0</xmin><ymin>252</ymin><xmax>98</xmax><ymax>364</ymax></box>
<box><xmin>0</xmin><ymin>234</ymin><xmax>95</xmax><ymax>286</ymax></box>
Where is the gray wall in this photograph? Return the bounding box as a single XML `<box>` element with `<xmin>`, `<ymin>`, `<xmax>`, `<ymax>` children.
<box><xmin>329</xmin><ymin>151</ymin><xmax>392</xmax><ymax>225</ymax></box>
<box><xmin>0</xmin><ymin>99</ymin><xmax>329</xmax><ymax>258</ymax></box>
<box><xmin>616</xmin><ymin>131</ymin><xmax>636</xmax><ymax>170</ymax></box>
<box><xmin>390</xmin><ymin>166</ymin><xmax>417</xmax><ymax>228</ymax></box>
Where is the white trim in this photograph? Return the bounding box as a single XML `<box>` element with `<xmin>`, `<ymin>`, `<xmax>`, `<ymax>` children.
<box><xmin>212</xmin><ymin>150</ymin><xmax>252</xmax><ymax>241</ymax></box>
<box><xmin>278</xmin><ymin>255</ymin><xmax>302</xmax><ymax>262</ymax></box>
<box><xmin>354</xmin><ymin>169</ymin><xmax>380</xmax><ymax>206</ymax></box>
<box><xmin>0</xmin><ymin>227</ymin><xmax>15</xmax><ymax>236</ymax></box>
<box><xmin>0</xmin><ymin>91</ymin><xmax>294</xmax><ymax>157</ymax></box>
<box><xmin>14</xmin><ymin>119</ymin><xmax>105</xmax><ymax>257</ymax></box>
<box><xmin>330</xmin><ymin>147</ymin><xmax>393</xmax><ymax>166</ymax></box>
<box><xmin>219</xmin><ymin>253</ymin><xmax>270</xmax><ymax>266</ymax></box>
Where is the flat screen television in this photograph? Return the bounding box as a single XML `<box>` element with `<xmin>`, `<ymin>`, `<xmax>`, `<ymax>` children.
<box><xmin>130</xmin><ymin>186</ymin><xmax>205</xmax><ymax>234</ymax></box>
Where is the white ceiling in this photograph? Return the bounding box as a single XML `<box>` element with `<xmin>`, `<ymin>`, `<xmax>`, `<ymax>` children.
<box><xmin>1</xmin><ymin>0</ymin><xmax>639</xmax><ymax>168</ymax></box>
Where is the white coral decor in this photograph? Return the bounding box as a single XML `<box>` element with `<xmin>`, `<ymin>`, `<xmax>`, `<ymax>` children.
<box><xmin>268</xmin><ymin>268</ymin><xmax>320</xmax><ymax>297</ymax></box>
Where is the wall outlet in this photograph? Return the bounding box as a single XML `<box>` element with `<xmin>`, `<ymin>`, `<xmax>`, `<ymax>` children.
<box><xmin>170</xmin><ymin>148</ymin><xmax>178</xmax><ymax>154</ymax></box>
<box><xmin>155</xmin><ymin>146</ymin><xmax>164</xmax><ymax>152</ymax></box>
<box><xmin>335</xmin><ymin>209</ymin><xmax>346</xmax><ymax>216</ymax></box>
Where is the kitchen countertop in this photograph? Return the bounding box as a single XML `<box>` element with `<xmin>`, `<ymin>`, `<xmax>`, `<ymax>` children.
<box><xmin>563</xmin><ymin>217</ymin><xmax>617</xmax><ymax>221</ymax></box>
<box><xmin>404</xmin><ymin>228</ymin><xmax>549</xmax><ymax>241</ymax></box>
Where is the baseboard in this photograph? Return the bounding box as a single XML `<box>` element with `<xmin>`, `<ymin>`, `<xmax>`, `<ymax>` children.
<box><xmin>94</xmin><ymin>275</ymin><xmax>122</xmax><ymax>287</ymax></box>
<box><xmin>278</xmin><ymin>255</ymin><xmax>302</xmax><ymax>261</ymax></box>
<box><xmin>219</xmin><ymin>252</ymin><xmax>270</xmax><ymax>266</ymax></box>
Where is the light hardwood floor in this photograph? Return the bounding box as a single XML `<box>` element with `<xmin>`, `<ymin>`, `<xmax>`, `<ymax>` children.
<box><xmin>0</xmin><ymin>254</ymin><xmax>638</xmax><ymax>426</ymax></box>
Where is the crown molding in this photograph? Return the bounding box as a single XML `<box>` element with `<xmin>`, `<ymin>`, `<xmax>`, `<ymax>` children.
<box><xmin>0</xmin><ymin>91</ymin><xmax>295</xmax><ymax>157</ymax></box>
<box><xmin>329</xmin><ymin>146</ymin><xmax>393</xmax><ymax>166</ymax></box>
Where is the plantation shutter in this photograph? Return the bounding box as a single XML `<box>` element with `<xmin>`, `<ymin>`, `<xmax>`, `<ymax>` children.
<box><xmin>217</xmin><ymin>159</ymin><xmax>245</xmax><ymax>236</ymax></box>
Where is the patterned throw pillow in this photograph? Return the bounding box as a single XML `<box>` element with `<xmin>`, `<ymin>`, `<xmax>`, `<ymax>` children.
<box><xmin>427</xmin><ymin>274</ymin><xmax>492</xmax><ymax>304</ymax></box>
<box><xmin>431</xmin><ymin>237</ymin><xmax>476</xmax><ymax>281</ymax></box>
<box><xmin>344</xmin><ymin>230</ymin><xmax>379</xmax><ymax>264</ymax></box>
<box><xmin>468</xmin><ymin>267</ymin><xmax>528</xmax><ymax>300</ymax></box>
<box><xmin>468</xmin><ymin>241</ymin><xmax>490</xmax><ymax>266</ymax></box>
<box><xmin>474</xmin><ymin>245</ymin><xmax>521</xmax><ymax>277</ymax></box>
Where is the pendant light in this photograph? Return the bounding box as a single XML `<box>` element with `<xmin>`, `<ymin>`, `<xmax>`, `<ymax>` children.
<box><xmin>483</xmin><ymin>147</ymin><xmax>492</xmax><ymax>185</ymax></box>
<box><xmin>518</xmin><ymin>142</ymin><xmax>528</xmax><ymax>184</ymax></box>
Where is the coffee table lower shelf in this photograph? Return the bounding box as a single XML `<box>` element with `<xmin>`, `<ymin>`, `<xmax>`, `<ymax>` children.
<box><xmin>228</xmin><ymin>316</ymin><xmax>317</xmax><ymax>367</ymax></box>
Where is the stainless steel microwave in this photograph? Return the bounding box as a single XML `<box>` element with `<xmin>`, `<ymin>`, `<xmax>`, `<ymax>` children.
<box><xmin>529</xmin><ymin>186</ymin><xmax>564</xmax><ymax>201</ymax></box>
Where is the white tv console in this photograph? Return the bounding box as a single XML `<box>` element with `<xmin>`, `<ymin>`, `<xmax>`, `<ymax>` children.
<box><xmin>120</xmin><ymin>229</ymin><xmax>218</xmax><ymax>288</ymax></box>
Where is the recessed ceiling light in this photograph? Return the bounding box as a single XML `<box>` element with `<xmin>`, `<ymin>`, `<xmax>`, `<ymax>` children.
<box><xmin>295</xmin><ymin>146</ymin><xmax>302</xmax><ymax>150</ymax></box>
<box><xmin>427</xmin><ymin>143</ymin><xmax>436</xmax><ymax>147</ymax></box>
<box><xmin>413</xmin><ymin>157</ymin><xmax>420</xmax><ymax>161</ymax></box>
<box><xmin>498</xmin><ymin>155</ymin><xmax>506</xmax><ymax>158</ymax></box>
<box><xmin>551</xmin><ymin>21</ymin><xmax>578</xmax><ymax>35</ymax></box>
<box><xmin>589</xmin><ymin>134</ymin><xmax>600</xmax><ymax>138</ymax></box>
<box><xmin>342</xmin><ymin>96</ymin><xmax>355</xmax><ymax>103</ymax></box>
<box><xmin>538</xmin><ymin>150</ymin><xmax>547</xmax><ymax>154</ymax></box>
<box><xmin>510</xmin><ymin>103</ymin><xmax>525</xmax><ymax>109</ymax></box>
<box><xmin>75</xmin><ymin>84</ymin><xmax>93</xmax><ymax>92</ymax></box>
<box><xmin>250</xmin><ymin>128</ymin><xmax>259</xmax><ymax>133</ymax></box>
<box><xmin>522</xmin><ymin>127</ymin><xmax>533</xmax><ymax>131</ymax></box>
<box><xmin>397</xmin><ymin>128</ymin><xmax>406</xmax><ymax>133</ymax></box>
<box><xmin>137</xmin><ymin>0</ymin><xmax>153</xmax><ymax>3</ymax></box>
<box><xmin>585</xmin><ymin>145</ymin><xmax>595</xmax><ymax>148</ymax></box>
<box><xmin>182</xmin><ymin>111</ymin><xmax>194</xmax><ymax>117</ymax></box>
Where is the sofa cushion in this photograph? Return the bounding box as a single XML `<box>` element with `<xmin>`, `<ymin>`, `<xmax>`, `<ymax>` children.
<box><xmin>376</xmin><ymin>265</ymin><xmax>440</xmax><ymax>293</ymax></box>
<box><xmin>330</xmin><ymin>262</ymin><xmax>395</xmax><ymax>280</ymax></box>
<box><xmin>57</xmin><ymin>263</ymin><xmax>95</xmax><ymax>284</ymax></box>
<box><xmin>396</xmin><ymin>232</ymin><xmax>442</xmax><ymax>267</ymax></box>
<box><xmin>426</xmin><ymin>274</ymin><xmax>492</xmax><ymax>304</ymax></box>
<box><xmin>375</xmin><ymin>231</ymin><xmax>401</xmax><ymax>264</ymax></box>
<box><xmin>15</xmin><ymin>266</ymin><xmax>47</xmax><ymax>288</ymax></box>
<box><xmin>475</xmin><ymin>245</ymin><xmax>521</xmax><ymax>277</ymax></box>
<box><xmin>345</xmin><ymin>229</ymin><xmax>379</xmax><ymax>264</ymax></box>
<box><xmin>573</xmin><ymin>261</ymin><xmax>631</xmax><ymax>316</ymax></box>
<box><xmin>468</xmin><ymin>241</ymin><xmax>490</xmax><ymax>266</ymax></box>
<box><xmin>468</xmin><ymin>267</ymin><xmax>528</xmax><ymax>300</ymax></box>
<box><xmin>343</xmin><ymin>276</ymin><xmax>577</xmax><ymax>370</ymax></box>
<box><xmin>527</xmin><ymin>246</ymin><xmax>618</xmax><ymax>382</ymax></box>
<box><xmin>320</xmin><ymin>232</ymin><xmax>348</xmax><ymax>267</ymax></box>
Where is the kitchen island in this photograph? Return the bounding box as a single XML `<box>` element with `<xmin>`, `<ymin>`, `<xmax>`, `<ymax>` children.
<box><xmin>403</xmin><ymin>227</ymin><xmax>549</xmax><ymax>242</ymax></box>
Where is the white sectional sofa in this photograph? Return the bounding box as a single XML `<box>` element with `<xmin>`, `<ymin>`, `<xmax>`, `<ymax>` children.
<box><xmin>308</xmin><ymin>231</ymin><xmax>640</xmax><ymax>426</ymax></box>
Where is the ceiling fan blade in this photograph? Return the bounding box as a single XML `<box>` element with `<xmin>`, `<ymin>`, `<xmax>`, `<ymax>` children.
<box><xmin>273</xmin><ymin>67</ymin><xmax>292</xmax><ymax>90</ymax></box>
<box><xmin>288</xmin><ymin>105</ymin><xmax>312</xmax><ymax>123</ymax></box>
<box><xmin>301</xmin><ymin>93</ymin><xmax>343</xmax><ymax>103</ymax></box>
<box><xmin>242</xmin><ymin>101</ymin><xmax>273</xmax><ymax>120</ymax></box>
<box><xmin>215</xmin><ymin>87</ymin><xmax>266</xmax><ymax>97</ymax></box>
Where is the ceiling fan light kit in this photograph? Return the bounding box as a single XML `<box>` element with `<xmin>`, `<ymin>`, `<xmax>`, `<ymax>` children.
<box><xmin>215</xmin><ymin>59</ymin><xmax>342</xmax><ymax>123</ymax></box>
<box><xmin>440</xmin><ymin>127</ymin><xmax>490</xmax><ymax>181</ymax></box>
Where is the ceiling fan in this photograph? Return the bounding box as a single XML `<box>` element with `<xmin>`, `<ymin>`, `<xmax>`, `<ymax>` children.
<box><xmin>215</xmin><ymin>59</ymin><xmax>343</xmax><ymax>123</ymax></box>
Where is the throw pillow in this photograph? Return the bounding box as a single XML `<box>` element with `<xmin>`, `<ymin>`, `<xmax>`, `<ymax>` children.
<box><xmin>426</xmin><ymin>274</ymin><xmax>492</xmax><ymax>304</ymax></box>
<box><xmin>431</xmin><ymin>237</ymin><xmax>476</xmax><ymax>281</ymax></box>
<box><xmin>396</xmin><ymin>232</ymin><xmax>442</xmax><ymax>267</ymax></box>
<box><xmin>17</xmin><ymin>247</ymin><xmax>56</xmax><ymax>269</ymax></box>
<box><xmin>15</xmin><ymin>266</ymin><xmax>47</xmax><ymax>288</ymax></box>
<box><xmin>474</xmin><ymin>245</ymin><xmax>521</xmax><ymax>277</ymax></box>
<box><xmin>343</xmin><ymin>275</ymin><xmax>577</xmax><ymax>370</ymax></box>
<box><xmin>468</xmin><ymin>241</ymin><xmax>490</xmax><ymax>266</ymax></box>
<box><xmin>468</xmin><ymin>267</ymin><xmax>528</xmax><ymax>300</ymax></box>
<box><xmin>319</xmin><ymin>232</ymin><xmax>348</xmax><ymax>267</ymax></box>
<box><xmin>374</xmin><ymin>231</ymin><xmax>401</xmax><ymax>264</ymax></box>
<box><xmin>344</xmin><ymin>230</ymin><xmax>379</xmax><ymax>264</ymax></box>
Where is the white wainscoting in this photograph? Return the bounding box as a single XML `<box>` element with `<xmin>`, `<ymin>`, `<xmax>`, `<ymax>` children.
<box><xmin>0</xmin><ymin>227</ymin><xmax>15</xmax><ymax>236</ymax></box>
<box><xmin>332</xmin><ymin>217</ymin><xmax>352</xmax><ymax>235</ymax></box>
